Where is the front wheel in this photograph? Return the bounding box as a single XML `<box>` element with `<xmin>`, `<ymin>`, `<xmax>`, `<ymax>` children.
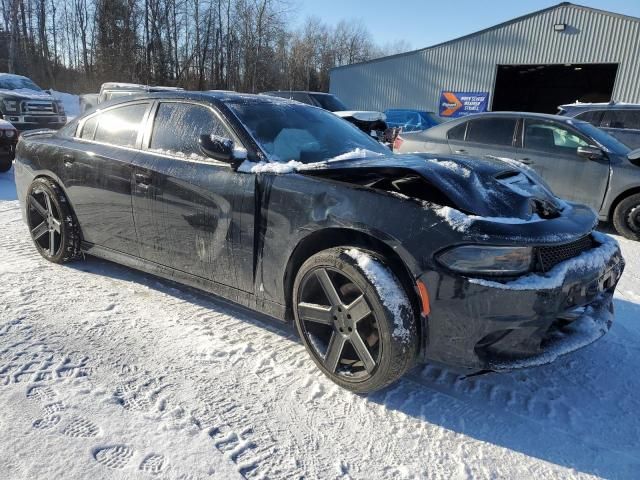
<box><xmin>293</xmin><ymin>247</ymin><xmax>418</xmax><ymax>393</ymax></box>
<box><xmin>613</xmin><ymin>193</ymin><xmax>640</xmax><ymax>241</ymax></box>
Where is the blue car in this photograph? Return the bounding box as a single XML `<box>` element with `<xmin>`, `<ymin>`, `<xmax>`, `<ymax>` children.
<box><xmin>384</xmin><ymin>109</ymin><xmax>441</xmax><ymax>132</ymax></box>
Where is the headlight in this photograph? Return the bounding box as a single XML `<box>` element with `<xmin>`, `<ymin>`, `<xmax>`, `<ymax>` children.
<box><xmin>436</xmin><ymin>245</ymin><xmax>533</xmax><ymax>275</ymax></box>
<box><xmin>2</xmin><ymin>99</ymin><xmax>19</xmax><ymax>112</ymax></box>
<box><xmin>5</xmin><ymin>129</ymin><xmax>16</xmax><ymax>138</ymax></box>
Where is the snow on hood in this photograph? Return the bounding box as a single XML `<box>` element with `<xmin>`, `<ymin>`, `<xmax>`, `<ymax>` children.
<box><xmin>0</xmin><ymin>119</ymin><xmax>15</xmax><ymax>130</ymax></box>
<box><xmin>333</xmin><ymin>111</ymin><xmax>386</xmax><ymax>122</ymax></box>
<box><xmin>469</xmin><ymin>232</ymin><xmax>620</xmax><ymax>291</ymax></box>
<box><xmin>0</xmin><ymin>88</ymin><xmax>53</xmax><ymax>100</ymax></box>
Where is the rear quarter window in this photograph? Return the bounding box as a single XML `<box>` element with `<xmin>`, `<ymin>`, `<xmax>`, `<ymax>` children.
<box><xmin>447</xmin><ymin>122</ymin><xmax>467</xmax><ymax>141</ymax></box>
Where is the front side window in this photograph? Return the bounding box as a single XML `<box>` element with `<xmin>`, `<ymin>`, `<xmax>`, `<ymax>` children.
<box><xmin>601</xmin><ymin>110</ymin><xmax>640</xmax><ymax>130</ymax></box>
<box><xmin>227</xmin><ymin>99</ymin><xmax>388</xmax><ymax>163</ymax></box>
<box><xmin>93</xmin><ymin>103</ymin><xmax>148</xmax><ymax>147</ymax></box>
<box><xmin>465</xmin><ymin>118</ymin><xmax>517</xmax><ymax>146</ymax></box>
<box><xmin>150</xmin><ymin>102</ymin><xmax>230</xmax><ymax>158</ymax></box>
<box><xmin>524</xmin><ymin>120</ymin><xmax>588</xmax><ymax>154</ymax></box>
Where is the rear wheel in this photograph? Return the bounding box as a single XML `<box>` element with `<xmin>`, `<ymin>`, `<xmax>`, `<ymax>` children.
<box><xmin>26</xmin><ymin>178</ymin><xmax>81</xmax><ymax>263</ymax></box>
<box><xmin>613</xmin><ymin>193</ymin><xmax>640</xmax><ymax>241</ymax></box>
<box><xmin>293</xmin><ymin>247</ymin><xmax>418</xmax><ymax>393</ymax></box>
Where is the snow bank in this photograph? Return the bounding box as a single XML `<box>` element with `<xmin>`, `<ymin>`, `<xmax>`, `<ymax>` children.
<box><xmin>470</xmin><ymin>232</ymin><xmax>620</xmax><ymax>291</ymax></box>
<box><xmin>344</xmin><ymin>249</ymin><xmax>412</xmax><ymax>342</ymax></box>
<box><xmin>51</xmin><ymin>90</ymin><xmax>80</xmax><ymax>119</ymax></box>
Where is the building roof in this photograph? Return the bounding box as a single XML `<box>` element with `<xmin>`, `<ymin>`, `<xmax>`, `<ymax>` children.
<box><xmin>331</xmin><ymin>2</ymin><xmax>640</xmax><ymax>72</ymax></box>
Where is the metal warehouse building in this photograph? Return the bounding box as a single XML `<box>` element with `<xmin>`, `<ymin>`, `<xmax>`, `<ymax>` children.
<box><xmin>330</xmin><ymin>2</ymin><xmax>640</xmax><ymax>116</ymax></box>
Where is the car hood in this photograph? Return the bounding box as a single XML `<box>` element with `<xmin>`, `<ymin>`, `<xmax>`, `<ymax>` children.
<box><xmin>333</xmin><ymin>110</ymin><xmax>386</xmax><ymax>122</ymax></box>
<box><xmin>0</xmin><ymin>88</ymin><xmax>54</xmax><ymax>100</ymax></box>
<box><xmin>306</xmin><ymin>153</ymin><xmax>578</xmax><ymax>221</ymax></box>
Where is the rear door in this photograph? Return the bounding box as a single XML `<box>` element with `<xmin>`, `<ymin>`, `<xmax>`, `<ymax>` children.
<box><xmin>518</xmin><ymin>118</ymin><xmax>609</xmax><ymax>210</ymax></box>
<box><xmin>447</xmin><ymin>116</ymin><xmax>520</xmax><ymax>160</ymax></box>
<box><xmin>131</xmin><ymin>100</ymin><xmax>256</xmax><ymax>291</ymax></box>
<box><xmin>60</xmin><ymin>101</ymin><xmax>151</xmax><ymax>255</ymax></box>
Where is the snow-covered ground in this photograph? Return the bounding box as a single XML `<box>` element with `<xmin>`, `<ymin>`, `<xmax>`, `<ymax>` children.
<box><xmin>50</xmin><ymin>90</ymin><xmax>80</xmax><ymax>121</ymax></box>
<box><xmin>1</xmin><ymin>167</ymin><xmax>639</xmax><ymax>479</ymax></box>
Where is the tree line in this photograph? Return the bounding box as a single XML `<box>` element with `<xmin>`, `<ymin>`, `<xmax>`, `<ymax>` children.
<box><xmin>0</xmin><ymin>0</ymin><xmax>409</xmax><ymax>94</ymax></box>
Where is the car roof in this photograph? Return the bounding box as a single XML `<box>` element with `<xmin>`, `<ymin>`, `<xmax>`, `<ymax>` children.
<box><xmin>449</xmin><ymin>111</ymin><xmax>579</xmax><ymax>122</ymax></box>
<box><xmin>559</xmin><ymin>102</ymin><xmax>640</xmax><ymax>110</ymax></box>
<box><xmin>262</xmin><ymin>90</ymin><xmax>331</xmax><ymax>95</ymax></box>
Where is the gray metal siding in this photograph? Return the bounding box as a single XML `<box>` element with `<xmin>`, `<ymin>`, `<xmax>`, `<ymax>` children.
<box><xmin>330</xmin><ymin>5</ymin><xmax>640</xmax><ymax>112</ymax></box>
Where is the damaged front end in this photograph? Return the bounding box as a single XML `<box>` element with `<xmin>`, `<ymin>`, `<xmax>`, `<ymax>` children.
<box><xmin>301</xmin><ymin>153</ymin><xmax>624</xmax><ymax>371</ymax></box>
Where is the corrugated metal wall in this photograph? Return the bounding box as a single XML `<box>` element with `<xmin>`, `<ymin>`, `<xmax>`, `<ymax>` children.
<box><xmin>329</xmin><ymin>4</ymin><xmax>640</xmax><ymax>112</ymax></box>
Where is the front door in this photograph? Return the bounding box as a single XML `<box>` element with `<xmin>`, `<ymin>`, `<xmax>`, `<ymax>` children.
<box><xmin>131</xmin><ymin>100</ymin><xmax>256</xmax><ymax>291</ymax></box>
<box><xmin>518</xmin><ymin>118</ymin><xmax>610</xmax><ymax>211</ymax></box>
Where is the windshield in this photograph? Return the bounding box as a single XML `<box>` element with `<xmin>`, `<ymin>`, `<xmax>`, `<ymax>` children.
<box><xmin>309</xmin><ymin>93</ymin><xmax>348</xmax><ymax>112</ymax></box>
<box><xmin>0</xmin><ymin>76</ymin><xmax>42</xmax><ymax>91</ymax></box>
<box><xmin>571</xmin><ymin>119</ymin><xmax>630</xmax><ymax>155</ymax></box>
<box><xmin>227</xmin><ymin>100</ymin><xmax>389</xmax><ymax>163</ymax></box>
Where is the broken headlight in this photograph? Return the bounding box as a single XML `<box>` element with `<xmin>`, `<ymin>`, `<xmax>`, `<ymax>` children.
<box><xmin>436</xmin><ymin>245</ymin><xmax>533</xmax><ymax>275</ymax></box>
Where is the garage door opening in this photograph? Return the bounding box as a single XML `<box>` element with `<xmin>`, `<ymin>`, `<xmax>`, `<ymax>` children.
<box><xmin>492</xmin><ymin>63</ymin><xmax>618</xmax><ymax>114</ymax></box>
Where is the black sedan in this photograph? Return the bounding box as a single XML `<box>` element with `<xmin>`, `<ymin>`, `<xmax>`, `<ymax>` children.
<box><xmin>14</xmin><ymin>92</ymin><xmax>624</xmax><ymax>392</ymax></box>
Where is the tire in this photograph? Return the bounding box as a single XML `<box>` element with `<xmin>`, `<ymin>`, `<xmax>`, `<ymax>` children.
<box><xmin>612</xmin><ymin>193</ymin><xmax>640</xmax><ymax>241</ymax></box>
<box><xmin>0</xmin><ymin>157</ymin><xmax>11</xmax><ymax>173</ymax></box>
<box><xmin>293</xmin><ymin>247</ymin><xmax>418</xmax><ymax>393</ymax></box>
<box><xmin>26</xmin><ymin>177</ymin><xmax>81</xmax><ymax>263</ymax></box>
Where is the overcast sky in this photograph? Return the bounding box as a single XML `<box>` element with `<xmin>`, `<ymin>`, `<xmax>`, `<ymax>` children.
<box><xmin>293</xmin><ymin>0</ymin><xmax>640</xmax><ymax>50</ymax></box>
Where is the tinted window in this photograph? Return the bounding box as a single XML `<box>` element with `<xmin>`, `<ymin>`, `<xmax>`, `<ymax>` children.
<box><xmin>150</xmin><ymin>102</ymin><xmax>230</xmax><ymax>157</ymax></box>
<box><xmin>94</xmin><ymin>103</ymin><xmax>148</xmax><ymax>147</ymax></box>
<box><xmin>447</xmin><ymin>122</ymin><xmax>467</xmax><ymax>141</ymax></box>
<box><xmin>524</xmin><ymin>120</ymin><xmax>588</xmax><ymax>154</ymax></box>
<box><xmin>466</xmin><ymin>118</ymin><xmax>516</xmax><ymax>146</ymax></box>
<box><xmin>601</xmin><ymin>110</ymin><xmax>640</xmax><ymax>130</ymax></box>
<box><xmin>290</xmin><ymin>93</ymin><xmax>313</xmax><ymax>105</ymax></box>
<box><xmin>575</xmin><ymin>110</ymin><xmax>604</xmax><ymax>125</ymax></box>
<box><xmin>227</xmin><ymin>100</ymin><xmax>388</xmax><ymax>163</ymax></box>
<box><xmin>80</xmin><ymin>116</ymin><xmax>98</xmax><ymax>140</ymax></box>
<box><xmin>309</xmin><ymin>94</ymin><xmax>348</xmax><ymax>112</ymax></box>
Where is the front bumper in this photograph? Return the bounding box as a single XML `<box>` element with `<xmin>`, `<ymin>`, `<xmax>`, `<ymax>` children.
<box><xmin>418</xmin><ymin>236</ymin><xmax>624</xmax><ymax>371</ymax></box>
<box><xmin>3</xmin><ymin>115</ymin><xmax>66</xmax><ymax>131</ymax></box>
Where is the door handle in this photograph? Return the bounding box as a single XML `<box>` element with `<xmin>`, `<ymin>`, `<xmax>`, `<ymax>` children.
<box><xmin>518</xmin><ymin>158</ymin><xmax>534</xmax><ymax>165</ymax></box>
<box><xmin>454</xmin><ymin>149</ymin><xmax>466</xmax><ymax>154</ymax></box>
<box><xmin>134</xmin><ymin>173</ymin><xmax>152</xmax><ymax>186</ymax></box>
<box><xmin>62</xmin><ymin>153</ymin><xmax>75</xmax><ymax>165</ymax></box>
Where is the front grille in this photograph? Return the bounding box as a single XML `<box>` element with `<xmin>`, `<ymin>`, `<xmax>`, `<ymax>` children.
<box><xmin>21</xmin><ymin>100</ymin><xmax>55</xmax><ymax>114</ymax></box>
<box><xmin>537</xmin><ymin>235</ymin><xmax>595</xmax><ymax>272</ymax></box>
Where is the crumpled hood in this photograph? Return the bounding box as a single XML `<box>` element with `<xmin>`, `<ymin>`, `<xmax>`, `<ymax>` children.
<box><xmin>333</xmin><ymin>110</ymin><xmax>386</xmax><ymax>122</ymax></box>
<box><xmin>313</xmin><ymin>153</ymin><xmax>569</xmax><ymax>220</ymax></box>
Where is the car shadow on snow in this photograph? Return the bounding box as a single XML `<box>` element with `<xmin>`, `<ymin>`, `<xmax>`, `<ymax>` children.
<box><xmin>0</xmin><ymin>167</ymin><xmax>17</xmax><ymax>201</ymax></box>
<box><xmin>68</xmin><ymin>253</ymin><xmax>640</xmax><ymax>479</ymax></box>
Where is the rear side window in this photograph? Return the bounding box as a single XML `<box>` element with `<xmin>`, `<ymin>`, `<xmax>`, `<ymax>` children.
<box><xmin>447</xmin><ymin>122</ymin><xmax>467</xmax><ymax>141</ymax></box>
<box><xmin>601</xmin><ymin>110</ymin><xmax>640</xmax><ymax>130</ymax></box>
<box><xmin>80</xmin><ymin>116</ymin><xmax>98</xmax><ymax>140</ymax></box>
<box><xmin>575</xmin><ymin>110</ymin><xmax>604</xmax><ymax>125</ymax></box>
<box><xmin>93</xmin><ymin>103</ymin><xmax>148</xmax><ymax>147</ymax></box>
<box><xmin>290</xmin><ymin>93</ymin><xmax>313</xmax><ymax>105</ymax></box>
<box><xmin>465</xmin><ymin>118</ymin><xmax>516</xmax><ymax>146</ymax></box>
<box><xmin>150</xmin><ymin>102</ymin><xmax>230</xmax><ymax>157</ymax></box>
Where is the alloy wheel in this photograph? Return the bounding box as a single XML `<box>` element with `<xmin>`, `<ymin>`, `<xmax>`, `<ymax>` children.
<box><xmin>296</xmin><ymin>267</ymin><xmax>381</xmax><ymax>380</ymax></box>
<box><xmin>627</xmin><ymin>205</ymin><xmax>640</xmax><ymax>233</ymax></box>
<box><xmin>27</xmin><ymin>188</ymin><xmax>62</xmax><ymax>257</ymax></box>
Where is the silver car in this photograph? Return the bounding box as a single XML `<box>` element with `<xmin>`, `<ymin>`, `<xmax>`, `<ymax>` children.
<box><xmin>396</xmin><ymin>112</ymin><xmax>640</xmax><ymax>240</ymax></box>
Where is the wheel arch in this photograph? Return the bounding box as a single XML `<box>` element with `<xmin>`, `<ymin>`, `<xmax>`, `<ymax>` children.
<box><xmin>29</xmin><ymin>173</ymin><xmax>83</xmax><ymax>241</ymax></box>
<box><xmin>283</xmin><ymin>227</ymin><xmax>422</xmax><ymax>334</ymax></box>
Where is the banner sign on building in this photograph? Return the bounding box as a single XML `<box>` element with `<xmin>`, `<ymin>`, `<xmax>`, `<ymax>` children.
<box><xmin>439</xmin><ymin>91</ymin><xmax>489</xmax><ymax>118</ymax></box>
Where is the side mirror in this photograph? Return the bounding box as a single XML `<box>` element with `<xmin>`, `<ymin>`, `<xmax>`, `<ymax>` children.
<box><xmin>577</xmin><ymin>145</ymin><xmax>604</xmax><ymax>160</ymax></box>
<box><xmin>199</xmin><ymin>134</ymin><xmax>246</xmax><ymax>167</ymax></box>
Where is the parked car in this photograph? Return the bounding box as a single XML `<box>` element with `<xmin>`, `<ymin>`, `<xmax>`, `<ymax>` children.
<box><xmin>80</xmin><ymin>82</ymin><xmax>183</xmax><ymax>112</ymax></box>
<box><xmin>261</xmin><ymin>90</ymin><xmax>388</xmax><ymax>140</ymax></box>
<box><xmin>384</xmin><ymin>108</ymin><xmax>441</xmax><ymax>132</ymax></box>
<box><xmin>396</xmin><ymin>111</ymin><xmax>640</xmax><ymax>240</ymax></box>
<box><xmin>0</xmin><ymin>119</ymin><xmax>18</xmax><ymax>172</ymax></box>
<box><xmin>558</xmin><ymin>102</ymin><xmax>640</xmax><ymax>149</ymax></box>
<box><xmin>0</xmin><ymin>73</ymin><xmax>67</xmax><ymax>131</ymax></box>
<box><xmin>14</xmin><ymin>92</ymin><xmax>624</xmax><ymax>392</ymax></box>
